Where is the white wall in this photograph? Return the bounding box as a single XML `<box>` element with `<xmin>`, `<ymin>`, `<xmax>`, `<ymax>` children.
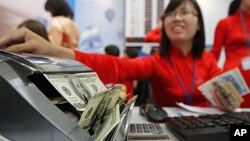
<box><xmin>197</xmin><ymin>0</ymin><xmax>232</xmax><ymax>46</ymax></box>
<box><xmin>196</xmin><ymin>0</ymin><xmax>231</xmax><ymax>67</ymax></box>
<box><xmin>0</xmin><ymin>0</ymin><xmax>51</xmax><ymax>36</ymax></box>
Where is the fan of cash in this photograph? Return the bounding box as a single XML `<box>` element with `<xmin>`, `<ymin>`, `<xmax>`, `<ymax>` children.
<box><xmin>45</xmin><ymin>72</ymin><xmax>136</xmax><ymax>141</ymax></box>
<box><xmin>199</xmin><ymin>68</ymin><xmax>249</xmax><ymax>107</ymax></box>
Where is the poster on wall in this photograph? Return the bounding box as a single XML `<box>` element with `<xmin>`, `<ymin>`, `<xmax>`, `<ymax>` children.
<box><xmin>74</xmin><ymin>0</ymin><xmax>125</xmax><ymax>54</ymax></box>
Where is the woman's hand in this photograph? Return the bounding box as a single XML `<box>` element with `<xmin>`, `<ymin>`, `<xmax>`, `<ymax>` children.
<box><xmin>212</xmin><ymin>88</ymin><xmax>241</xmax><ymax>112</ymax></box>
<box><xmin>0</xmin><ymin>28</ymin><xmax>75</xmax><ymax>59</ymax></box>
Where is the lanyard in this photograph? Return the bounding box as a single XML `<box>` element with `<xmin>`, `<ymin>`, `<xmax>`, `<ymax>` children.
<box><xmin>240</xmin><ymin>10</ymin><xmax>250</xmax><ymax>48</ymax></box>
<box><xmin>168</xmin><ymin>57</ymin><xmax>196</xmax><ymax>103</ymax></box>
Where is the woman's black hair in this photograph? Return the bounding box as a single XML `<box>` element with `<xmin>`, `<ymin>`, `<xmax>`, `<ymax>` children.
<box><xmin>160</xmin><ymin>0</ymin><xmax>205</xmax><ymax>59</ymax></box>
<box><xmin>228</xmin><ymin>0</ymin><xmax>241</xmax><ymax>16</ymax></box>
<box><xmin>18</xmin><ymin>20</ymin><xmax>49</xmax><ymax>41</ymax></box>
<box><xmin>45</xmin><ymin>0</ymin><xmax>74</xmax><ymax>19</ymax></box>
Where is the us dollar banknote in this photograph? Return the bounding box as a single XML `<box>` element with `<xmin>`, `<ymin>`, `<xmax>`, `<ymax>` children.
<box><xmin>71</xmin><ymin>72</ymin><xmax>107</xmax><ymax>100</ymax></box>
<box><xmin>78</xmin><ymin>90</ymin><xmax>107</xmax><ymax>130</ymax></box>
<box><xmin>45</xmin><ymin>74</ymin><xmax>88</xmax><ymax>111</ymax></box>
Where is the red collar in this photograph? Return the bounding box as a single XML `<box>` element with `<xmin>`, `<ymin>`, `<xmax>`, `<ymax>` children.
<box><xmin>236</xmin><ymin>9</ymin><xmax>250</xmax><ymax>17</ymax></box>
<box><xmin>170</xmin><ymin>46</ymin><xmax>193</xmax><ymax>58</ymax></box>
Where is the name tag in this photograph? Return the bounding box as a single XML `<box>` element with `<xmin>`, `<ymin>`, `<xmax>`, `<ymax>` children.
<box><xmin>242</xmin><ymin>57</ymin><xmax>250</xmax><ymax>70</ymax></box>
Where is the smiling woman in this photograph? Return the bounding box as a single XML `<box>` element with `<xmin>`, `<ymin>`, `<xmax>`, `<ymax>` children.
<box><xmin>0</xmin><ymin>0</ymin><xmax>241</xmax><ymax>111</ymax></box>
<box><xmin>161</xmin><ymin>0</ymin><xmax>205</xmax><ymax>58</ymax></box>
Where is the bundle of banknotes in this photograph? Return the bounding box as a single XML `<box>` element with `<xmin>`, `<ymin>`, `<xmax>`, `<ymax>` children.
<box><xmin>45</xmin><ymin>71</ymin><xmax>136</xmax><ymax>141</ymax></box>
<box><xmin>199</xmin><ymin>68</ymin><xmax>249</xmax><ymax>107</ymax></box>
<box><xmin>90</xmin><ymin>95</ymin><xmax>137</xmax><ymax>141</ymax></box>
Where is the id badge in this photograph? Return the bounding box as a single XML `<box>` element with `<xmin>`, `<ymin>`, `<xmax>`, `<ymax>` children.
<box><xmin>242</xmin><ymin>57</ymin><xmax>250</xmax><ymax>70</ymax></box>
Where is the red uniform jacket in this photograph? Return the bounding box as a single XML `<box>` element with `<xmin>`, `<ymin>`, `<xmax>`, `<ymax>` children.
<box><xmin>75</xmin><ymin>47</ymin><xmax>221</xmax><ymax>107</ymax></box>
<box><xmin>211</xmin><ymin>10</ymin><xmax>250</xmax><ymax>107</ymax></box>
<box><xmin>144</xmin><ymin>27</ymin><xmax>162</xmax><ymax>43</ymax></box>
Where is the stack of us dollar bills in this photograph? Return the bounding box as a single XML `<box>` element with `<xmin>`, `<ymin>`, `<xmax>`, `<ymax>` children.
<box><xmin>199</xmin><ymin>68</ymin><xmax>249</xmax><ymax>107</ymax></box>
<box><xmin>77</xmin><ymin>84</ymin><xmax>137</xmax><ymax>141</ymax></box>
<box><xmin>45</xmin><ymin>72</ymin><xmax>107</xmax><ymax>111</ymax></box>
<box><xmin>45</xmin><ymin>72</ymin><xmax>136</xmax><ymax>141</ymax></box>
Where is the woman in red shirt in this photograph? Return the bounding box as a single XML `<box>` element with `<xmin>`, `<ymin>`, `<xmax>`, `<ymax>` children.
<box><xmin>211</xmin><ymin>0</ymin><xmax>250</xmax><ymax>107</ymax></box>
<box><xmin>0</xmin><ymin>0</ymin><xmax>237</xmax><ymax>111</ymax></box>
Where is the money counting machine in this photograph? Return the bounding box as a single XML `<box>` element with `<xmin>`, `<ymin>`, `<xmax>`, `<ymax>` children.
<box><xmin>0</xmin><ymin>51</ymin><xmax>93</xmax><ymax>141</ymax></box>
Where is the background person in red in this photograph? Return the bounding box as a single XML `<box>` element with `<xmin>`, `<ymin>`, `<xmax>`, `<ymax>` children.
<box><xmin>211</xmin><ymin>0</ymin><xmax>250</xmax><ymax>107</ymax></box>
<box><xmin>144</xmin><ymin>20</ymin><xmax>162</xmax><ymax>43</ymax></box>
<box><xmin>0</xmin><ymin>0</ymin><xmax>239</xmax><ymax>111</ymax></box>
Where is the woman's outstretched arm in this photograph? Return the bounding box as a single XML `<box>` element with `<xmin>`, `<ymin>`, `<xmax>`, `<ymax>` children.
<box><xmin>0</xmin><ymin>28</ymin><xmax>155</xmax><ymax>83</ymax></box>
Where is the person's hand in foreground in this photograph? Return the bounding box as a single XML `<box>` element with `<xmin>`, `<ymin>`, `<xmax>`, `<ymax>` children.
<box><xmin>0</xmin><ymin>28</ymin><xmax>75</xmax><ymax>59</ymax></box>
<box><xmin>212</xmin><ymin>88</ymin><xmax>241</xmax><ymax>112</ymax></box>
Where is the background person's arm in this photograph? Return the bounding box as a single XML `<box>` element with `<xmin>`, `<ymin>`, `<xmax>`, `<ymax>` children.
<box><xmin>211</xmin><ymin>20</ymin><xmax>227</xmax><ymax>61</ymax></box>
<box><xmin>144</xmin><ymin>27</ymin><xmax>162</xmax><ymax>43</ymax></box>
